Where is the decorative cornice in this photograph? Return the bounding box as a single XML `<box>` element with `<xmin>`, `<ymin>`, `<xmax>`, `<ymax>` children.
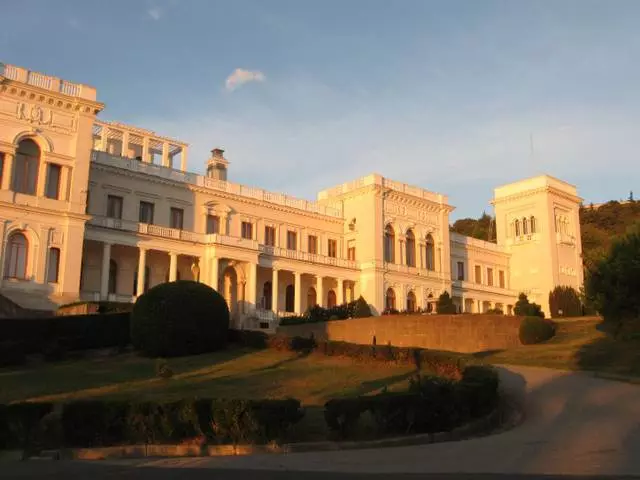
<box><xmin>1</xmin><ymin>79</ymin><xmax>104</xmax><ymax>115</ymax></box>
<box><xmin>491</xmin><ymin>186</ymin><xmax>582</xmax><ymax>206</ymax></box>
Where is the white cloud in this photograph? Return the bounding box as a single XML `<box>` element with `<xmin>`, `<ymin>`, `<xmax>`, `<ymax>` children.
<box><xmin>225</xmin><ymin>68</ymin><xmax>266</xmax><ymax>91</ymax></box>
<box><xmin>147</xmin><ymin>7</ymin><xmax>162</xmax><ymax>20</ymax></box>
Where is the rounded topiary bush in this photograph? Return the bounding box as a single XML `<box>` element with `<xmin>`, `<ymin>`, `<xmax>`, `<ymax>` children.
<box><xmin>131</xmin><ymin>281</ymin><xmax>229</xmax><ymax>357</ymax></box>
<box><xmin>519</xmin><ymin>316</ymin><xmax>556</xmax><ymax>345</ymax></box>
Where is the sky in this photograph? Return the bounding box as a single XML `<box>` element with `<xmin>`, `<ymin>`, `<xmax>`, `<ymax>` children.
<box><xmin>2</xmin><ymin>0</ymin><xmax>639</xmax><ymax>219</ymax></box>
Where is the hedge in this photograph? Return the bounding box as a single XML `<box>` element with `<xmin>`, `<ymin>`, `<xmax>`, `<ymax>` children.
<box><xmin>0</xmin><ymin>398</ymin><xmax>303</xmax><ymax>450</ymax></box>
<box><xmin>519</xmin><ymin>316</ymin><xmax>556</xmax><ymax>345</ymax></box>
<box><xmin>0</xmin><ymin>312</ymin><xmax>131</xmax><ymax>365</ymax></box>
<box><xmin>57</xmin><ymin>301</ymin><xmax>134</xmax><ymax>316</ymax></box>
<box><xmin>324</xmin><ymin>366</ymin><xmax>500</xmax><ymax>438</ymax></box>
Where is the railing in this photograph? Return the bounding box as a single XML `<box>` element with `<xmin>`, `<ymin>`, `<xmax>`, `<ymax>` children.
<box><xmin>205</xmin><ymin>233</ymin><xmax>259</xmax><ymax>250</ymax></box>
<box><xmin>60</xmin><ymin>80</ymin><xmax>81</xmax><ymax>97</ymax></box>
<box><xmin>258</xmin><ymin>244</ymin><xmax>358</xmax><ymax>269</ymax></box>
<box><xmin>383</xmin><ymin>261</ymin><xmax>445</xmax><ymax>279</ymax></box>
<box><xmin>1</xmin><ymin>62</ymin><xmax>87</xmax><ymax>98</ymax></box>
<box><xmin>452</xmin><ymin>279</ymin><xmax>516</xmax><ymax>297</ymax></box>
<box><xmin>91</xmin><ymin>150</ymin><xmax>343</xmax><ymax>218</ymax></box>
<box><xmin>89</xmin><ymin>216</ymin><xmax>206</xmax><ymax>243</ymax></box>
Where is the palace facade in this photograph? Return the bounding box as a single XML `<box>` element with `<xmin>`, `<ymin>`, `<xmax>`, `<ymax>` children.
<box><xmin>0</xmin><ymin>63</ymin><xmax>584</xmax><ymax>327</ymax></box>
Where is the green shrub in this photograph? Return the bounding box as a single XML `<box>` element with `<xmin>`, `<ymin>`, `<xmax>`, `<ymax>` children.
<box><xmin>549</xmin><ymin>286</ymin><xmax>583</xmax><ymax>317</ymax></box>
<box><xmin>457</xmin><ymin>366</ymin><xmax>500</xmax><ymax>418</ymax></box>
<box><xmin>353</xmin><ymin>296</ymin><xmax>372</xmax><ymax>318</ymax></box>
<box><xmin>514</xmin><ymin>293</ymin><xmax>545</xmax><ymax>318</ymax></box>
<box><xmin>278</xmin><ymin>315</ymin><xmax>308</xmax><ymax>326</ymax></box>
<box><xmin>436</xmin><ymin>292</ymin><xmax>457</xmax><ymax>314</ymax></box>
<box><xmin>228</xmin><ymin>329</ymin><xmax>268</xmax><ymax>349</ymax></box>
<box><xmin>131</xmin><ymin>281</ymin><xmax>229</xmax><ymax>357</ymax></box>
<box><xmin>61</xmin><ymin>400</ymin><xmax>131</xmax><ymax>447</ymax></box>
<box><xmin>519</xmin><ymin>316</ymin><xmax>556</xmax><ymax>345</ymax></box>
<box><xmin>324</xmin><ymin>397</ymin><xmax>369</xmax><ymax>438</ymax></box>
<box><xmin>0</xmin><ymin>402</ymin><xmax>54</xmax><ymax>449</ymax></box>
<box><xmin>0</xmin><ymin>341</ymin><xmax>26</xmax><ymax>367</ymax></box>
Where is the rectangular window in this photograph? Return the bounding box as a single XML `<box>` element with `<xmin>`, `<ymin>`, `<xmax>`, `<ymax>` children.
<box><xmin>308</xmin><ymin>235</ymin><xmax>318</xmax><ymax>254</ymax></box>
<box><xmin>264</xmin><ymin>225</ymin><xmax>276</xmax><ymax>246</ymax></box>
<box><xmin>47</xmin><ymin>247</ymin><xmax>60</xmax><ymax>283</ymax></box>
<box><xmin>487</xmin><ymin>267</ymin><xmax>494</xmax><ymax>286</ymax></box>
<box><xmin>44</xmin><ymin>164</ymin><xmax>61</xmax><ymax>199</ymax></box>
<box><xmin>139</xmin><ymin>201</ymin><xmax>155</xmax><ymax>224</ymax></box>
<box><xmin>206</xmin><ymin>214</ymin><xmax>220</xmax><ymax>234</ymax></box>
<box><xmin>241</xmin><ymin>221</ymin><xmax>253</xmax><ymax>240</ymax></box>
<box><xmin>106</xmin><ymin>195</ymin><xmax>123</xmax><ymax>219</ymax></box>
<box><xmin>347</xmin><ymin>240</ymin><xmax>356</xmax><ymax>261</ymax></box>
<box><xmin>474</xmin><ymin>265</ymin><xmax>482</xmax><ymax>284</ymax></box>
<box><xmin>499</xmin><ymin>270</ymin><xmax>505</xmax><ymax>288</ymax></box>
<box><xmin>13</xmin><ymin>153</ymin><xmax>38</xmax><ymax>195</ymax></box>
<box><xmin>170</xmin><ymin>207</ymin><xmax>184</xmax><ymax>229</ymax></box>
<box><xmin>287</xmin><ymin>230</ymin><xmax>297</xmax><ymax>250</ymax></box>
<box><xmin>328</xmin><ymin>239</ymin><xmax>337</xmax><ymax>258</ymax></box>
<box><xmin>457</xmin><ymin>261</ymin><xmax>465</xmax><ymax>281</ymax></box>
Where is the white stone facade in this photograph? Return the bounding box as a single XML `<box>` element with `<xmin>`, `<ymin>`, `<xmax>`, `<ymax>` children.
<box><xmin>0</xmin><ymin>63</ymin><xmax>583</xmax><ymax>324</ymax></box>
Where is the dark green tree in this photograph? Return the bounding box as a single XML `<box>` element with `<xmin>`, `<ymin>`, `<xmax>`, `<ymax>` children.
<box><xmin>352</xmin><ymin>296</ymin><xmax>372</xmax><ymax>318</ymax></box>
<box><xmin>514</xmin><ymin>293</ymin><xmax>544</xmax><ymax>318</ymax></box>
<box><xmin>436</xmin><ymin>291</ymin><xmax>457</xmax><ymax>314</ymax></box>
<box><xmin>548</xmin><ymin>286</ymin><xmax>582</xmax><ymax>318</ymax></box>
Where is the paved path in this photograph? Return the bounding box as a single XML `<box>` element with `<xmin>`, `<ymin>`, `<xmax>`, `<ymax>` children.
<box><xmin>4</xmin><ymin>366</ymin><xmax>640</xmax><ymax>478</ymax></box>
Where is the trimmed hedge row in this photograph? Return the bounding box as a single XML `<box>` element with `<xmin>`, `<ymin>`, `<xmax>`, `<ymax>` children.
<box><xmin>0</xmin><ymin>313</ymin><xmax>130</xmax><ymax>366</ymax></box>
<box><xmin>0</xmin><ymin>398</ymin><xmax>303</xmax><ymax>449</ymax></box>
<box><xmin>278</xmin><ymin>297</ymin><xmax>372</xmax><ymax>326</ymax></box>
<box><xmin>519</xmin><ymin>316</ymin><xmax>556</xmax><ymax>345</ymax></box>
<box><xmin>324</xmin><ymin>366</ymin><xmax>500</xmax><ymax>438</ymax></box>
<box><xmin>56</xmin><ymin>301</ymin><xmax>134</xmax><ymax>316</ymax></box>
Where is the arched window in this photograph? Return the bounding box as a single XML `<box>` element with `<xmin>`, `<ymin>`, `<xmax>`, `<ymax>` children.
<box><xmin>285</xmin><ymin>285</ymin><xmax>295</xmax><ymax>313</ymax></box>
<box><xmin>522</xmin><ymin>217</ymin><xmax>528</xmax><ymax>235</ymax></box>
<box><xmin>327</xmin><ymin>290</ymin><xmax>337</xmax><ymax>308</ymax></box>
<box><xmin>530</xmin><ymin>216</ymin><xmax>536</xmax><ymax>234</ymax></box>
<box><xmin>385</xmin><ymin>288</ymin><xmax>396</xmax><ymax>311</ymax></box>
<box><xmin>108</xmin><ymin>259</ymin><xmax>118</xmax><ymax>294</ymax></box>
<box><xmin>384</xmin><ymin>225</ymin><xmax>395</xmax><ymax>263</ymax></box>
<box><xmin>307</xmin><ymin>287</ymin><xmax>317</xmax><ymax>308</ymax></box>
<box><xmin>263</xmin><ymin>281</ymin><xmax>272</xmax><ymax>310</ymax></box>
<box><xmin>406</xmin><ymin>291</ymin><xmax>417</xmax><ymax>312</ymax></box>
<box><xmin>4</xmin><ymin>232</ymin><xmax>28</xmax><ymax>279</ymax></box>
<box><xmin>47</xmin><ymin>247</ymin><xmax>60</xmax><ymax>283</ymax></box>
<box><xmin>425</xmin><ymin>234</ymin><xmax>435</xmax><ymax>271</ymax></box>
<box><xmin>514</xmin><ymin>219</ymin><xmax>521</xmax><ymax>237</ymax></box>
<box><xmin>405</xmin><ymin>229</ymin><xmax>416</xmax><ymax>267</ymax></box>
<box><xmin>13</xmin><ymin>139</ymin><xmax>40</xmax><ymax>195</ymax></box>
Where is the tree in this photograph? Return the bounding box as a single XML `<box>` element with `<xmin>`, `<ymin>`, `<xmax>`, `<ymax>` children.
<box><xmin>450</xmin><ymin>212</ymin><xmax>496</xmax><ymax>243</ymax></box>
<box><xmin>352</xmin><ymin>296</ymin><xmax>372</xmax><ymax>318</ymax></box>
<box><xmin>514</xmin><ymin>293</ymin><xmax>544</xmax><ymax>318</ymax></box>
<box><xmin>436</xmin><ymin>291</ymin><xmax>457</xmax><ymax>314</ymax></box>
<box><xmin>585</xmin><ymin>223</ymin><xmax>640</xmax><ymax>332</ymax></box>
<box><xmin>548</xmin><ymin>286</ymin><xmax>582</xmax><ymax>318</ymax></box>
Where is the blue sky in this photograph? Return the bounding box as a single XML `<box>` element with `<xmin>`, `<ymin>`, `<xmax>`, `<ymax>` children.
<box><xmin>2</xmin><ymin>0</ymin><xmax>639</xmax><ymax>219</ymax></box>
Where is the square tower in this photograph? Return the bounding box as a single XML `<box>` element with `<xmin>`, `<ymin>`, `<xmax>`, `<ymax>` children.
<box><xmin>492</xmin><ymin>175</ymin><xmax>583</xmax><ymax>316</ymax></box>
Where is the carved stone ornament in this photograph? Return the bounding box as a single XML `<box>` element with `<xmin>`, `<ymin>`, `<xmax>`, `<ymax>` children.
<box><xmin>16</xmin><ymin>102</ymin><xmax>52</xmax><ymax>126</ymax></box>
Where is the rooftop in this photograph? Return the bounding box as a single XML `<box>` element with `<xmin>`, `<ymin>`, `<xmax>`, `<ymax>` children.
<box><xmin>493</xmin><ymin>174</ymin><xmax>579</xmax><ymax>200</ymax></box>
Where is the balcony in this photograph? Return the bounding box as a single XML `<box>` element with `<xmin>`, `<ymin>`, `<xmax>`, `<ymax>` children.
<box><xmin>452</xmin><ymin>279</ymin><xmax>516</xmax><ymax>297</ymax></box>
<box><xmin>383</xmin><ymin>262</ymin><xmax>444</xmax><ymax>279</ymax></box>
<box><xmin>1</xmin><ymin>62</ymin><xmax>95</xmax><ymax>100</ymax></box>
<box><xmin>88</xmin><ymin>216</ymin><xmax>205</xmax><ymax>243</ymax></box>
<box><xmin>91</xmin><ymin>151</ymin><xmax>343</xmax><ymax>218</ymax></box>
<box><xmin>259</xmin><ymin>245</ymin><xmax>358</xmax><ymax>269</ymax></box>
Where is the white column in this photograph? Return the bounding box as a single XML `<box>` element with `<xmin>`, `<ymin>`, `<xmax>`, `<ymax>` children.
<box><xmin>168</xmin><ymin>252</ymin><xmax>178</xmax><ymax>282</ymax></box>
<box><xmin>316</xmin><ymin>275</ymin><xmax>324</xmax><ymax>308</ymax></box>
<box><xmin>294</xmin><ymin>271</ymin><xmax>302</xmax><ymax>314</ymax></box>
<box><xmin>2</xmin><ymin>153</ymin><xmax>14</xmax><ymax>190</ymax></box>
<box><xmin>180</xmin><ymin>147</ymin><xmax>188</xmax><ymax>171</ymax></box>
<box><xmin>101</xmin><ymin>127</ymin><xmax>109</xmax><ymax>151</ymax></box>
<box><xmin>337</xmin><ymin>278</ymin><xmax>344</xmax><ymax>305</ymax></box>
<box><xmin>100</xmin><ymin>242</ymin><xmax>112</xmax><ymax>299</ymax></box>
<box><xmin>248</xmin><ymin>262</ymin><xmax>257</xmax><ymax>310</ymax></box>
<box><xmin>121</xmin><ymin>131</ymin><xmax>129</xmax><ymax>157</ymax></box>
<box><xmin>142</xmin><ymin>137</ymin><xmax>150</xmax><ymax>163</ymax></box>
<box><xmin>272</xmin><ymin>268</ymin><xmax>279</xmax><ymax>313</ymax></box>
<box><xmin>210</xmin><ymin>256</ymin><xmax>219</xmax><ymax>291</ymax></box>
<box><xmin>136</xmin><ymin>248</ymin><xmax>147</xmax><ymax>296</ymax></box>
<box><xmin>162</xmin><ymin>142</ymin><xmax>170</xmax><ymax>168</ymax></box>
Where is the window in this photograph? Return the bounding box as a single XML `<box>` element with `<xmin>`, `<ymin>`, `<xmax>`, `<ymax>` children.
<box><xmin>327</xmin><ymin>239</ymin><xmax>337</xmax><ymax>258</ymax></box>
<box><xmin>170</xmin><ymin>207</ymin><xmax>184</xmax><ymax>229</ymax></box>
<box><xmin>241</xmin><ymin>221</ymin><xmax>253</xmax><ymax>240</ymax></box>
<box><xmin>139</xmin><ymin>201</ymin><xmax>155</xmax><ymax>224</ymax></box>
<box><xmin>530</xmin><ymin>216</ymin><xmax>536</xmax><ymax>234</ymax></box>
<box><xmin>522</xmin><ymin>217</ymin><xmax>528</xmax><ymax>235</ymax></box>
<box><xmin>425</xmin><ymin>234</ymin><xmax>435</xmax><ymax>270</ymax></box>
<box><xmin>287</xmin><ymin>230</ymin><xmax>297</xmax><ymax>250</ymax></box>
<box><xmin>12</xmin><ymin>139</ymin><xmax>40</xmax><ymax>195</ymax></box>
<box><xmin>4</xmin><ymin>232</ymin><xmax>28</xmax><ymax>279</ymax></box>
<box><xmin>457</xmin><ymin>261</ymin><xmax>465</xmax><ymax>281</ymax></box>
<box><xmin>285</xmin><ymin>285</ymin><xmax>295</xmax><ymax>313</ymax></box>
<box><xmin>487</xmin><ymin>267</ymin><xmax>494</xmax><ymax>286</ymax></box>
<box><xmin>206</xmin><ymin>214</ymin><xmax>220</xmax><ymax>234</ymax></box>
<box><xmin>405</xmin><ymin>229</ymin><xmax>416</xmax><ymax>267</ymax></box>
<box><xmin>308</xmin><ymin>235</ymin><xmax>318</xmax><ymax>254</ymax></box>
<box><xmin>107</xmin><ymin>195</ymin><xmax>123</xmax><ymax>219</ymax></box>
<box><xmin>406</xmin><ymin>291</ymin><xmax>417</xmax><ymax>313</ymax></box>
<box><xmin>474</xmin><ymin>265</ymin><xmax>482</xmax><ymax>284</ymax></box>
<box><xmin>264</xmin><ymin>225</ymin><xmax>276</xmax><ymax>246</ymax></box>
<box><xmin>47</xmin><ymin>247</ymin><xmax>60</xmax><ymax>283</ymax></box>
<box><xmin>384</xmin><ymin>225</ymin><xmax>395</xmax><ymax>263</ymax></box>
<box><xmin>347</xmin><ymin>246</ymin><xmax>356</xmax><ymax>261</ymax></box>
<box><xmin>499</xmin><ymin>270</ymin><xmax>505</xmax><ymax>288</ymax></box>
<box><xmin>385</xmin><ymin>288</ymin><xmax>396</xmax><ymax>311</ymax></box>
<box><xmin>514</xmin><ymin>219</ymin><xmax>521</xmax><ymax>237</ymax></box>
<box><xmin>44</xmin><ymin>164</ymin><xmax>61</xmax><ymax>199</ymax></box>
<box><xmin>327</xmin><ymin>290</ymin><xmax>337</xmax><ymax>308</ymax></box>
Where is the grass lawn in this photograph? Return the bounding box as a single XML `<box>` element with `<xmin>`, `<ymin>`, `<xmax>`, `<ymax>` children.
<box><xmin>476</xmin><ymin>317</ymin><xmax>640</xmax><ymax>379</ymax></box>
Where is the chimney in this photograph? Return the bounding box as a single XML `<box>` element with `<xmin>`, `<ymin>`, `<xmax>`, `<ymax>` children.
<box><xmin>206</xmin><ymin>147</ymin><xmax>229</xmax><ymax>181</ymax></box>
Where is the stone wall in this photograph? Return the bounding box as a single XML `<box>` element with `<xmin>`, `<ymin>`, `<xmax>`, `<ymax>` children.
<box><xmin>277</xmin><ymin>314</ymin><xmax>523</xmax><ymax>353</ymax></box>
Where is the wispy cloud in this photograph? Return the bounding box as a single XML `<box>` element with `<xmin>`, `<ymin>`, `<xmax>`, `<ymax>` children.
<box><xmin>225</xmin><ymin>68</ymin><xmax>266</xmax><ymax>91</ymax></box>
<box><xmin>147</xmin><ymin>7</ymin><xmax>162</xmax><ymax>21</ymax></box>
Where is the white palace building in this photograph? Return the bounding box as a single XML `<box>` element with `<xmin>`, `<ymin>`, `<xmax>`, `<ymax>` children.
<box><xmin>0</xmin><ymin>63</ymin><xmax>584</xmax><ymax>326</ymax></box>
